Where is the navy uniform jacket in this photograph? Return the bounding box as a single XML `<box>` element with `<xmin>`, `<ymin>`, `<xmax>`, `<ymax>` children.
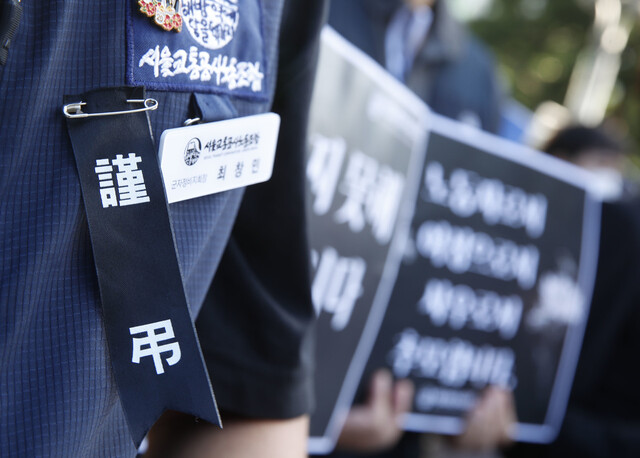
<box><xmin>0</xmin><ymin>0</ymin><xmax>325</xmax><ymax>456</ymax></box>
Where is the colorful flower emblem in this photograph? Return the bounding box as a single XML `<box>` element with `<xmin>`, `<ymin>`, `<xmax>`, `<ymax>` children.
<box><xmin>138</xmin><ymin>0</ymin><xmax>156</xmax><ymax>17</ymax></box>
<box><xmin>140</xmin><ymin>0</ymin><xmax>182</xmax><ymax>32</ymax></box>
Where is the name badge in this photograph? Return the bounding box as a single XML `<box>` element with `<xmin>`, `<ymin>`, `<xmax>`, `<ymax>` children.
<box><xmin>158</xmin><ymin>112</ymin><xmax>281</xmax><ymax>203</ymax></box>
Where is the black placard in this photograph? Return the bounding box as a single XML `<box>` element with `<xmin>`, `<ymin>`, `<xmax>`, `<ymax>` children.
<box><xmin>306</xmin><ymin>29</ymin><xmax>429</xmax><ymax>454</ymax></box>
<box><xmin>365</xmin><ymin>117</ymin><xmax>601</xmax><ymax>443</ymax></box>
<box><xmin>307</xmin><ymin>28</ymin><xmax>601</xmax><ymax>453</ymax></box>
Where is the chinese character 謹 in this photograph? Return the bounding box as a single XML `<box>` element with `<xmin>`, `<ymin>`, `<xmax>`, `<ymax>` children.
<box><xmin>95</xmin><ymin>154</ymin><xmax>150</xmax><ymax>208</ymax></box>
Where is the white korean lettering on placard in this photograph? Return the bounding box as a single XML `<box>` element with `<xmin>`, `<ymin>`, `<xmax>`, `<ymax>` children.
<box><xmin>367</xmin><ymin>165</ymin><xmax>405</xmax><ymax>245</ymax></box>
<box><xmin>130</xmin><ymin>319</ymin><xmax>182</xmax><ymax>375</ymax></box>
<box><xmin>95</xmin><ymin>153</ymin><xmax>150</xmax><ymax>208</ymax></box>
<box><xmin>416</xmin><ymin>220</ymin><xmax>539</xmax><ymax>289</ymax></box>
<box><xmin>334</xmin><ymin>151</ymin><xmax>378</xmax><ymax>233</ymax></box>
<box><xmin>417</xmin><ymin>278</ymin><xmax>523</xmax><ymax>340</ymax></box>
<box><xmin>307</xmin><ymin>136</ymin><xmax>405</xmax><ymax>244</ymax></box>
<box><xmin>415</xmin><ymin>386</ymin><xmax>477</xmax><ymax>413</ymax></box>
<box><xmin>423</xmin><ymin>161</ymin><xmax>548</xmax><ymax>239</ymax></box>
<box><xmin>307</xmin><ymin>135</ymin><xmax>347</xmax><ymax>216</ymax></box>
<box><xmin>388</xmin><ymin>329</ymin><xmax>516</xmax><ymax>389</ymax></box>
<box><xmin>335</xmin><ymin>151</ymin><xmax>404</xmax><ymax>245</ymax></box>
<box><xmin>311</xmin><ymin>247</ymin><xmax>366</xmax><ymax>331</ymax></box>
<box><xmin>527</xmin><ymin>270</ymin><xmax>585</xmax><ymax>330</ymax></box>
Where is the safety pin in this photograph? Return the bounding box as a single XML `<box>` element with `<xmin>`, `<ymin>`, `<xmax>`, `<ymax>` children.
<box><xmin>63</xmin><ymin>98</ymin><xmax>159</xmax><ymax>118</ymax></box>
<box><xmin>183</xmin><ymin>117</ymin><xmax>201</xmax><ymax>126</ymax></box>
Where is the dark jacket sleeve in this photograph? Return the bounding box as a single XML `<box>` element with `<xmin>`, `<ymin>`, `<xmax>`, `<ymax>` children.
<box><xmin>194</xmin><ymin>0</ymin><xmax>328</xmax><ymax>419</ymax></box>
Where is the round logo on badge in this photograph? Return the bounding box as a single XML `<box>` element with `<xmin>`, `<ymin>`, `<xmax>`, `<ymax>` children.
<box><xmin>181</xmin><ymin>0</ymin><xmax>240</xmax><ymax>50</ymax></box>
<box><xmin>184</xmin><ymin>138</ymin><xmax>201</xmax><ymax>166</ymax></box>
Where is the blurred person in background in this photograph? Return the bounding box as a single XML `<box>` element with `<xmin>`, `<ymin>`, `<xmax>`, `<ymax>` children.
<box><xmin>328</xmin><ymin>0</ymin><xmax>503</xmax><ymax>134</ymax></box>
<box><xmin>504</xmin><ymin>124</ymin><xmax>640</xmax><ymax>458</ymax></box>
<box><xmin>544</xmin><ymin>125</ymin><xmax>637</xmax><ymax>201</ymax></box>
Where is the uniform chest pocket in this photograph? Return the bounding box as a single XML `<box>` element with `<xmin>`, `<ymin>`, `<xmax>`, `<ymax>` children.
<box><xmin>127</xmin><ymin>0</ymin><xmax>268</xmax><ymax>100</ymax></box>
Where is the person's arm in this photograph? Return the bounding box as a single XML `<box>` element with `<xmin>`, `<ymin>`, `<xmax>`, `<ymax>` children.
<box><xmin>193</xmin><ymin>416</ymin><xmax>309</xmax><ymax>458</ymax></box>
<box><xmin>146</xmin><ymin>0</ymin><xmax>328</xmax><ymax>456</ymax></box>
<box><xmin>145</xmin><ymin>412</ymin><xmax>309</xmax><ymax>458</ymax></box>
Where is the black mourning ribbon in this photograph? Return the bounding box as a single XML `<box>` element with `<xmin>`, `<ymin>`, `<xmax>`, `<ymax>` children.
<box><xmin>64</xmin><ymin>87</ymin><xmax>220</xmax><ymax>446</ymax></box>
